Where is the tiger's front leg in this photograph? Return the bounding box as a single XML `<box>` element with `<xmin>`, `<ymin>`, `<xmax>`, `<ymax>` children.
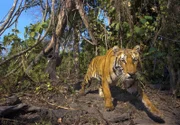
<box><xmin>102</xmin><ymin>78</ymin><xmax>114</xmax><ymax>111</ymax></box>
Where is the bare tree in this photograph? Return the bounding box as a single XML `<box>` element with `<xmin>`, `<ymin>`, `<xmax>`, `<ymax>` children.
<box><xmin>0</xmin><ymin>0</ymin><xmax>51</xmax><ymax>66</ymax></box>
<box><xmin>0</xmin><ymin>0</ymin><xmax>98</xmax><ymax>82</ymax></box>
<box><xmin>0</xmin><ymin>0</ymin><xmax>39</xmax><ymax>36</ymax></box>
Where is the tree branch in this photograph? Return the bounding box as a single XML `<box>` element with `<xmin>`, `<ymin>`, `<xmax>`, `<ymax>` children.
<box><xmin>44</xmin><ymin>0</ymin><xmax>74</xmax><ymax>53</ymax></box>
<box><xmin>4</xmin><ymin>63</ymin><xmax>22</xmax><ymax>78</ymax></box>
<box><xmin>81</xmin><ymin>36</ymin><xmax>95</xmax><ymax>45</ymax></box>
<box><xmin>75</xmin><ymin>0</ymin><xmax>97</xmax><ymax>45</ymax></box>
<box><xmin>0</xmin><ymin>0</ymin><xmax>18</xmax><ymax>34</ymax></box>
<box><xmin>0</xmin><ymin>0</ymin><xmax>37</xmax><ymax>36</ymax></box>
<box><xmin>0</xmin><ymin>19</ymin><xmax>51</xmax><ymax>66</ymax></box>
<box><xmin>25</xmin><ymin>0</ymin><xmax>53</xmax><ymax>73</ymax></box>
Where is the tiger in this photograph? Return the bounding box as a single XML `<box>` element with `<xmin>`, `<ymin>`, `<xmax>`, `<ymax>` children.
<box><xmin>79</xmin><ymin>45</ymin><xmax>164</xmax><ymax>122</ymax></box>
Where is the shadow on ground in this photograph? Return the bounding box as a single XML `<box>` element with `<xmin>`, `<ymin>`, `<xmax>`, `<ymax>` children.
<box><xmin>0</xmin><ymin>81</ymin><xmax>180</xmax><ymax>125</ymax></box>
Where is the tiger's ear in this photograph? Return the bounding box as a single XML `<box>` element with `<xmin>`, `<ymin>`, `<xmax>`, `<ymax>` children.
<box><xmin>133</xmin><ymin>45</ymin><xmax>140</xmax><ymax>53</ymax></box>
<box><xmin>113</xmin><ymin>46</ymin><xmax>120</xmax><ymax>55</ymax></box>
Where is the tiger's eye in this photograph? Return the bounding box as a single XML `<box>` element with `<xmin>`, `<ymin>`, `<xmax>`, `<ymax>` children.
<box><xmin>120</xmin><ymin>57</ymin><xmax>126</xmax><ymax>63</ymax></box>
<box><xmin>133</xmin><ymin>57</ymin><xmax>138</xmax><ymax>62</ymax></box>
<box><xmin>121</xmin><ymin>58</ymin><xmax>125</xmax><ymax>61</ymax></box>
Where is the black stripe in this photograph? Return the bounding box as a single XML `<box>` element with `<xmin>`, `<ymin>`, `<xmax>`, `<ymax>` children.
<box><xmin>113</xmin><ymin>57</ymin><xmax>118</xmax><ymax>76</ymax></box>
<box><xmin>114</xmin><ymin>57</ymin><xmax>118</xmax><ymax>67</ymax></box>
<box><xmin>113</xmin><ymin>67</ymin><xmax>118</xmax><ymax>76</ymax></box>
<box><xmin>110</xmin><ymin>73</ymin><xmax>113</xmax><ymax>82</ymax></box>
<box><xmin>134</xmin><ymin>91</ymin><xmax>140</xmax><ymax>97</ymax></box>
<box><xmin>126</xmin><ymin>82</ymin><xmax>135</xmax><ymax>89</ymax></box>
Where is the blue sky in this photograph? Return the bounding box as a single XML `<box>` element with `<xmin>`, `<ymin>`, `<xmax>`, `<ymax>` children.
<box><xmin>0</xmin><ymin>0</ymin><xmax>37</xmax><ymax>40</ymax></box>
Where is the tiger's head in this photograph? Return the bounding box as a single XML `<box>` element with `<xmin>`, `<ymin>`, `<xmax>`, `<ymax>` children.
<box><xmin>112</xmin><ymin>45</ymin><xmax>140</xmax><ymax>81</ymax></box>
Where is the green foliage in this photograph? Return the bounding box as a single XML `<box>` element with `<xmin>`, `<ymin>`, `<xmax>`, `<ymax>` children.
<box><xmin>35</xmin><ymin>81</ymin><xmax>53</xmax><ymax>95</ymax></box>
<box><xmin>142</xmin><ymin>45</ymin><xmax>167</xmax><ymax>84</ymax></box>
<box><xmin>24</xmin><ymin>20</ymin><xmax>49</xmax><ymax>39</ymax></box>
<box><xmin>0</xmin><ymin>19</ymin><xmax>51</xmax><ymax>94</ymax></box>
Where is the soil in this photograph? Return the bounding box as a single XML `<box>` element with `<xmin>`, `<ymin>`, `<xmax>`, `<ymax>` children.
<box><xmin>0</xmin><ymin>81</ymin><xmax>180</xmax><ymax>125</ymax></box>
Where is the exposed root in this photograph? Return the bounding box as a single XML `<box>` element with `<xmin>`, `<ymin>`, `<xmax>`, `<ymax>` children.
<box><xmin>42</xmin><ymin>98</ymin><xmax>76</xmax><ymax>110</ymax></box>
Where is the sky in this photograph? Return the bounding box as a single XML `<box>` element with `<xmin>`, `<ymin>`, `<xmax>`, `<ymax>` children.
<box><xmin>0</xmin><ymin>0</ymin><xmax>38</xmax><ymax>41</ymax></box>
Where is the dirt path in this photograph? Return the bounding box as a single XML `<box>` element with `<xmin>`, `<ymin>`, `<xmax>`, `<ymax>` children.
<box><xmin>0</xmin><ymin>83</ymin><xmax>180</xmax><ymax>125</ymax></box>
<box><xmin>69</xmin><ymin>86</ymin><xmax>180</xmax><ymax>125</ymax></box>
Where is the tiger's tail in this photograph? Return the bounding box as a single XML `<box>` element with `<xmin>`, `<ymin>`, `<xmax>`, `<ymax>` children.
<box><xmin>79</xmin><ymin>66</ymin><xmax>93</xmax><ymax>96</ymax></box>
<box><xmin>138</xmin><ymin>88</ymin><xmax>164</xmax><ymax>123</ymax></box>
<box><xmin>126</xmin><ymin>82</ymin><xmax>164</xmax><ymax>123</ymax></box>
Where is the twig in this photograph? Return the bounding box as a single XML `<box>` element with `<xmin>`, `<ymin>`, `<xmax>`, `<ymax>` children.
<box><xmin>4</xmin><ymin>62</ymin><xmax>22</xmax><ymax>77</ymax></box>
<box><xmin>42</xmin><ymin>98</ymin><xmax>76</xmax><ymax>110</ymax></box>
<box><xmin>0</xmin><ymin>0</ymin><xmax>26</xmax><ymax>36</ymax></box>
<box><xmin>0</xmin><ymin>38</ymin><xmax>39</xmax><ymax>66</ymax></box>
<box><xmin>152</xmin><ymin>27</ymin><xmax>162</xmax><ymax>44</ymax></box>
<box><xmin>0</xmin><ymin>117</ymin><xmax>27</xmax><ymax>124</ymax></box>
<box><xmin>0</xmin><ymin>0</ymin><xmax>18</xmax><ymax>34</ymax></box>
<box><xmin>75</xmin><ymin>0</ymin><xmax>97</xmax><ymax>45</ymax></box>
<box><xmin>81</xmin><ymin>36</ymin><xmax>95</xmax><ymax>45</ymax></box>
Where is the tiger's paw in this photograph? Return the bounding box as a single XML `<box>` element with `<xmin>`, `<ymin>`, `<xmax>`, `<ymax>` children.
<box><xmin>106</xmin><ymin>105</ymin><xmax>115</xmax><ymax>111</ymax></box>
<box><xmin>105</xmin><ymin>103</ymin><xmax>114</xmax><ymax>111</ymax></box>
<box><xmin>78</xmin><ymin>89</ymin><xmax>86</xmax><ymax>96</ymax></box>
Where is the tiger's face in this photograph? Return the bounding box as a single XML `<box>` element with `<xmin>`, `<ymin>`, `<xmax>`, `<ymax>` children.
<box><xmin>113</xmin><ymin>45</ymin><xmax>140</xmax><ymax>81</ymax></box>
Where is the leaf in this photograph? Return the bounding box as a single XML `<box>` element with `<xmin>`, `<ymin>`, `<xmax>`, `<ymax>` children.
<box><xmin>115</xmin><ymin>23</ymin><xmax>120</xmax><ymax>31</ymax></box>
<box><xmin>143</xmin><ymin>47</ymin><xmax>157</xmax><ymax>56</ymax></box>
<box><xmin>30</xmin><ymin>32</ymin><xmax>36</xmax><ymax>38</ymax></box>
<box><xmin>126</xmin><ymin>32</ymin><xmax>132</xmax><ymax>38</ymax></box>
<box><xmin>3</xmin><ymin>36</ymin><xmax>11</xmax><ymax>46</ymax></box>
<box><xmin>140</xmin><ymin>18</ymin><xmax>147</xmax><ymax>24</ymax></box>
<box><xmin>109</xmin><ymin>7</ymin><xmax>115</xmax><ymax>13</ymax></box>
<box><xmin>144</xmin><ymin>16</ymin><xmax>153</xmax><ymax>20</ymax></box>
<box><xmin>41</xmin><ymin>22</ymin><xmax>48</xmax><ymax>28</ymax></box>
<box><xmin>24</xmin><ymin>27</ymin><xmax>28</xmax><ymax>38</ymax></box>
<box><xmin>3</xmin><ymin>34</ymin><xmax>19</xmax><ymax>46</ymax></box>
<box><xmin>12</xmin><ymin>29</ymin><xmax>20</xmax><ymax>34</ymax></box>
<box><xmin>156</xmin><ymin>52</ymin><xmax>166</xmax><ymax>57</ymax></box>
<box><xmin>149</xmin><ymin>47</ymin><xmax>157</xmax><ymax>53</ymax></box>
<box><xmin>134</xmin><ymin>26</ymin><xmax>144</xmax><ymax>35</ymax></box>
<box><xmin>123</xmin><ymin>22</ymin><xmax>129</xmax><ymax>28</ymax></box>
<box><xmin>111</xmin><ymin>22</ymin><xmax>116</xmax><ymax>27</ymax></box>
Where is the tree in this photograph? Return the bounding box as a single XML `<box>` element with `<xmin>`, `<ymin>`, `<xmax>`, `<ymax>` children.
<box><xmin>0</xmin><ymin>0</ymin><xmax>98</xmax><ymax>85</ymax></box>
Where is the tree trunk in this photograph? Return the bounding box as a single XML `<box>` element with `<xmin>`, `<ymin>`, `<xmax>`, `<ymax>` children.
<box><xmin>167</xmin><ymin>55</ymin><xmax>180</xmax><ymax>97</ymax></box>
<box><xmin>45</xmin><ymin>0</ymin><xmax>74</xmax><ymax>81</ymax></box>
<box><xmin>73</xmin><ymin>28</ymin><xmax>80</xmax><ymax>82</ymax></box>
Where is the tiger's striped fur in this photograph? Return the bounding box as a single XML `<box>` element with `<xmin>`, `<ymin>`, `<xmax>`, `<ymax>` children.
<box><xmin>79</xmin><ymin>45</ymin><xmax>163</xmax><ymax>122</ymax></box>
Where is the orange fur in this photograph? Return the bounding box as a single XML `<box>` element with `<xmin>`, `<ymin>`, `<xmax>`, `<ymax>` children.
<box><xmin>80</xmin><ymin>45</ymin><xmax>163</xmax><ymax>121</ymax></box>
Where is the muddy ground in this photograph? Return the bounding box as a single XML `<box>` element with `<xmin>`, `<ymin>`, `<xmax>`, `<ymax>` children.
<box><xmin>0</xmin><ymin>81</ymin><xmax>180</xmax><ymax>125</ymax></box>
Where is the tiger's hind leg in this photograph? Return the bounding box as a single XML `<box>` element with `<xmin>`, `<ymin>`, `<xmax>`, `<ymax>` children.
<box><xmin>79</xmin><ymin>73</ymin><xmax>92</xmax><ymax>96</ymax></box>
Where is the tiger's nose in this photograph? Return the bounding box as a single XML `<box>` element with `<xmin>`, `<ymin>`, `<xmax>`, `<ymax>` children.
<box><xmin>128</xmin><ymin>72</ymin><xmax>135</xmax><ymax>78</ymax></box>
